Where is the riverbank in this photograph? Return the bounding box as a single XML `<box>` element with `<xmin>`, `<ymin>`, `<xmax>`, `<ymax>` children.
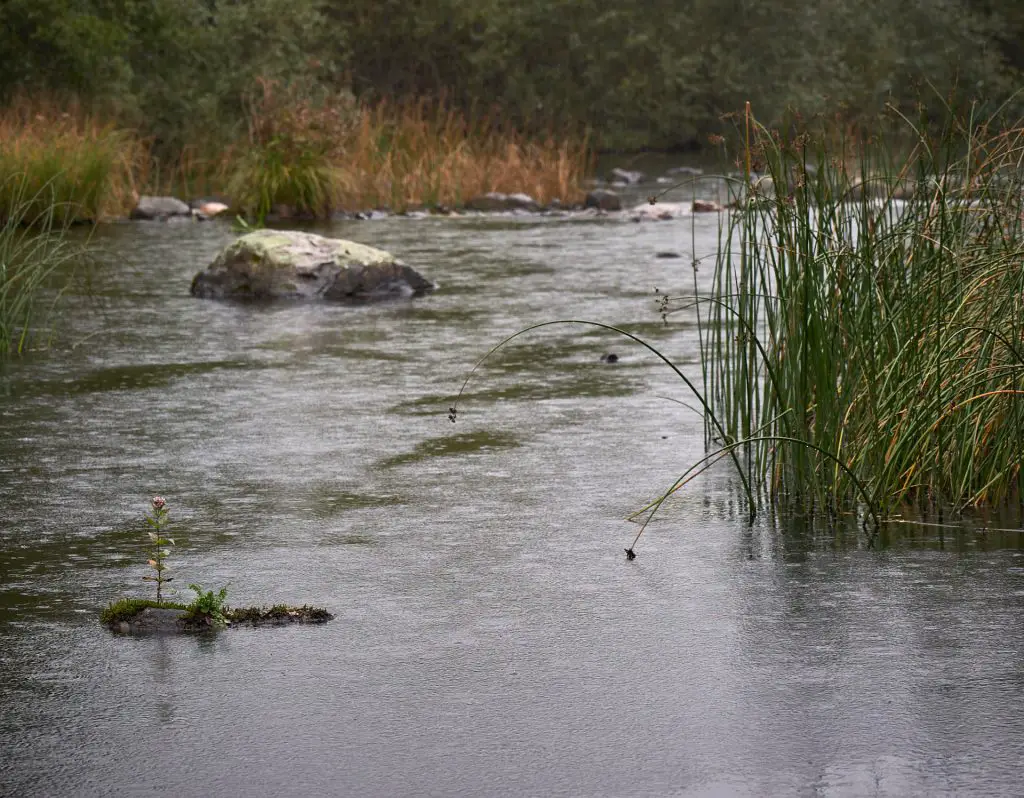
<box><xmin>0</xmin><ymin>91</ymin><xmax>593</xmax><ymax>225</ymax></box>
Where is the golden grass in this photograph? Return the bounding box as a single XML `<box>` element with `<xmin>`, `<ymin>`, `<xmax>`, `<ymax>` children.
<box><xmin>0</xmin><ymin>96</ymin><xmax>143</xmax><ymax>223</ymax></box>
<box><xmin>332</xmin><ymin>99</ymin><xmax>591</xmax><ymax>212</ymax></box>
<box><xmin>0</xmin><ymin>84</ymin><xmax>593</xmax><ymax>221</ymax></box>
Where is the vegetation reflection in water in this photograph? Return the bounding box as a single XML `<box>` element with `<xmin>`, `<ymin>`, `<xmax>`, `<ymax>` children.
<box><xmin>5</xmin><ymin>358</ymin><xmax>258</xmax><ymax>398</ymax></box>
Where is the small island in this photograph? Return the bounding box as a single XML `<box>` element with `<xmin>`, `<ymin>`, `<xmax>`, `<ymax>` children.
<box><xmin>101</xmin><ymin>598</ymin><xmax>333</xmax><ymax>635</ymax></box>
<box><xmin>100</xmin><ymin>497</ymin><xmax>333</xmax><ymax>635</ymax></box>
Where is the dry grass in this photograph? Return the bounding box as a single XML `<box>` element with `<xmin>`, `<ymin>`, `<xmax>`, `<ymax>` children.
<box><xmin>0</xmin><ymin>84</ymin><xmax>593</xmax><ymax>221</ymax></box>
<box><xmin>333</xmin><ymin>99</ymin><xmax>591</xmax><ymax>212</ymax></box>
<box><xmin>0</xmin><ymin>96</ymin><xmax>143</xmax><ymax>223</ymax></box>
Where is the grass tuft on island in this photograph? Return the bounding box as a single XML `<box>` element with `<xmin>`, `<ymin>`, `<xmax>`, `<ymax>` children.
<box><xmin>100</xmin><ymin>598</ymin><xmax>189</xmax><ymax>626</ymax></box>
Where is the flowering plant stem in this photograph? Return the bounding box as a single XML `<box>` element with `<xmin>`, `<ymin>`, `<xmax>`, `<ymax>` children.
<box><xmin>142</xmin><ymin>496</ymin><xmax>174</xmax><ymax>602</ymax></box>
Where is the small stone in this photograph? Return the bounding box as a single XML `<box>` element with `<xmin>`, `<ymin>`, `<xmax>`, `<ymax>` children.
<box><xmin>130</xmin><ymin>196</ymin><xmax>191</xmax><ymax>221</ymax></box>
<box><xmin>464</xmin><ymin>192</ymin><xmax>540</xmax><ymax>212</ymax></box>
<box><xmin>692</xmin><ymin>199</ymin><xmax>723</xmax><ymax>213</ymax></box>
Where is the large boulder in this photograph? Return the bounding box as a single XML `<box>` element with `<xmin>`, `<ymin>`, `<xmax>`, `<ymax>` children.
<box><xmin>190</xmin><ymin>229</ymin><xmax>435</xmax><ymax>301</ymax></box>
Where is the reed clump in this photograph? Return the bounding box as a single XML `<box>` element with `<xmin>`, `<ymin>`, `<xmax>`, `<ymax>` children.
<box><xmin>0</xmin><ymin>97</ymin><xmax>142</xmax><ymax>224</ymax></box>
<box><xmin>688</xmin><ymin>104</ymin><xmax>1024</xmax><ymax>517</ymax></box>
<box><xmin>0</xmin><ymin>178</ymin><xmax>85</xmax><ymax>357</ymax></box>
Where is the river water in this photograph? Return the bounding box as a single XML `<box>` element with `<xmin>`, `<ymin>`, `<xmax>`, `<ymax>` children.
<box><xmin>1</xmin><ymin>186</ymin><xmax>1023</xmax><ymax>797</ymax></box>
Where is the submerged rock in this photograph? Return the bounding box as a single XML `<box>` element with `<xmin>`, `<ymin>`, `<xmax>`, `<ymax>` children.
<box><xmin>629</xmin><ymin>201</ymin><xmax>690</xmax><ymax>221</ymax></box>
<box><xmin>665</xmin><ymin>166</ymin><xmax>704</xmax><ymax>178</ymax></box>
<box><xmin>464</xmin><ymin>192</ymin><xmax>541</xmax><ymax>212</ymax></box>
<box><xmin>190</xmin><ymin>229</ymin><xmax>435</xmax><ymax>302</ymax></box>
<box><xmin>607</xmin><ymin>167</ymin><xmax>645</xmax><ymax>185</ymax></box>
<box><xmin>130</xmin><ymin>196</ymin><xmax>192</xmax><ymax>221</ymax></box>
<box><xmin>585</xmin><ymin>188</ymin><xmax>622</xmax><ymax>211</ymax></box>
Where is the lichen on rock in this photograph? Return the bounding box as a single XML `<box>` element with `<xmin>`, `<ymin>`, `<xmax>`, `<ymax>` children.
<box><xmin>190</xmin><ymin>229</ymin><xmax>435</xmax><ymax>301</ymax></box>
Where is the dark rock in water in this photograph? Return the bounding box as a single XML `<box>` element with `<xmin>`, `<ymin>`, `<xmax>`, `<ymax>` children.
<box><xmin>110</xmin><ymin>607</ymin><xmax>193</xmax><ymax>635</ymax></box>
<box><xmin>130</xmin><ymin>196</ymin><xmax>192</xmax><ymax>221</ymax></box>
<box><xmin>692</xmin><ymin>199</ymin><xmax>723</xmax><ymax>213</ymax></box>
<box><xmin>585</xmin><ymin>189</ymin><xmax>622</xmax><ymax>211</ymax></box>
<box><xmin>656</xmin><ymin>251</ymin><xmax>682</xmax><ymax>259</ymax></box>
<box><xmin>600</xmin><ymin>353</ymin><xmax>619</xmax><ymax>363</ymax></box>
<box><xmin>464</xmin><ymin>192</ymin><xmax>540</xmax><ymax>212</ymax></box>
<box><xmin>190</xmin><ymin>230</ymin><xmax>435</xmax><ymax>302</ymax></box>
<box><xmin>607</xmin><ymin>167</ymin><xmax>645</xmax><ymax>185</ymax></box>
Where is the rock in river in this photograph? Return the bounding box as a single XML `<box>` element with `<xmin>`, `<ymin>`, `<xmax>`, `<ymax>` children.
<box><xmin>190</xmin><ymin>229</ymin><xmax>436</xmax><ymax>301</ymax></box>
<box><xmin>130</xmin><ymin>195</ymin><xmax>192</xmax><ymax>221</ymax></box>
<box><xmin>585</xmin><ymin>189</ymin><xmax>622</xmax><ymax>211</ymax></box>
<box><xmin>464</xmin><ymin>192</ymin><xmax>541</xmax><ymax>212</ymax></box>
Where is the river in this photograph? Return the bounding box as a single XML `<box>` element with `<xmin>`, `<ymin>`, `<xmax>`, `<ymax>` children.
<box><xmin>1</xmin><ymin>183</ymin><xmax>1023</xmax><ymax>797</ymax></box>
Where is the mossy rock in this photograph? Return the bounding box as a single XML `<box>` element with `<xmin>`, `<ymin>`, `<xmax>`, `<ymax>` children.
<box><xmin>190</xmin><ymin>229</ymin><xmax>435</xmax><ymax>301</ymax></box>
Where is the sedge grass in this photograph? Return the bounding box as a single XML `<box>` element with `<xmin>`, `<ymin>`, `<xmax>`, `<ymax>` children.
<box><xmin>686</xmin><ymin>103</ymin><xmax>1024</xmax><ymax>518</ymax></box>
<box><xmin>0</xmin><ymin>178</ymin><xmax>85</xmax><ymax>357</ymax></box>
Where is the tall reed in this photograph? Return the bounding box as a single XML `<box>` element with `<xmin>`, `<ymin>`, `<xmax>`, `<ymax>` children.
<box><xmin>0</xmin><ymin>178</ymin><xmax>84</xmax><ymax>357</ymax></box>
<box><xmin>688</xmin><ymin>105</ymin><xmax>1024</xmax><ymax>516</ymax></box>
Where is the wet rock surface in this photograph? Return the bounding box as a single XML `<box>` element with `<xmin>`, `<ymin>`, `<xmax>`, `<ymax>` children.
<box><xmin>464</xmin><ymin>192</ymin><xmax>541</xmax><ymax>212</ymax></box>
<box><xmin>190</xmin><ymin>229</ymin><xmax>436</xmax><ymax>302</ymax></box>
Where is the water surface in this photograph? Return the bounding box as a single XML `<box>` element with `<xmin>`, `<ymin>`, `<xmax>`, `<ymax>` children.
<box><xmin>1</xmin><ymin>195</ymin><xmax>1023</xmax><ymax>797</ymax></box>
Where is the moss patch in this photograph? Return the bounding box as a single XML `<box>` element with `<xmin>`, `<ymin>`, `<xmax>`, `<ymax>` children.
<box><xmin>100</xmin><ymin>598</ymin><xmax>188</xmax><ymax>625</ymax></box>
<box><xmin>101</xmin><ymin>599</ymin><xmax>333</xmax><ymax>631</ymax></box>
<box><xmin>227</xmin><ymin>604</ymin><xmax>333</xmax><ymax>625</ymax></box>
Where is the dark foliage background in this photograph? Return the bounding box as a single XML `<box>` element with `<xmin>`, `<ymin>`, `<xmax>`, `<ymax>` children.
<box><xmin>2</xmin><ymin>0</ymin><xmax>1021</xmax><ymax>149</ymax></box>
